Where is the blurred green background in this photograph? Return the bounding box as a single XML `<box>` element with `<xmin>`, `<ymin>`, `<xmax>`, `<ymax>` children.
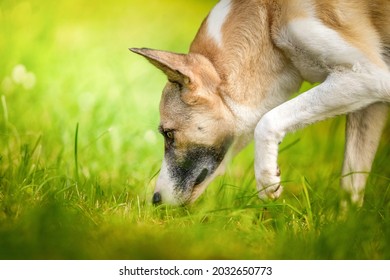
<box><xmin>1</xmin><ymin>0</ymin><xmax>389</xmax><ymax>260</ymax></box>
<box><xmin>0</xmin><ymin>0</ymin><xmax>214</xmax><ymax>182</ymax></box>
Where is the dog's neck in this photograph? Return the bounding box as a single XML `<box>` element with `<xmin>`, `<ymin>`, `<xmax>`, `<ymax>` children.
<box><xmin>190</xmin><ymin>0</ymin><xmax>301</xmax><ymax>139</ymax></box>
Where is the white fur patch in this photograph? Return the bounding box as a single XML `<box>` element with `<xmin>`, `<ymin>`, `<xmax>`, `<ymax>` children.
<box><xmin>276</xmin><ymin>18</ymin><xmax>368</xmax><ymax>82</ymax></box>
<box><xmin>155</xmin><ymin>159</ymin><xmax>180</xmax><ymax>205</ymax></box>
<box><xmin>206</xmin><ymin>0</ymin><xmax>232</xmax><ymax>47</ymax></box>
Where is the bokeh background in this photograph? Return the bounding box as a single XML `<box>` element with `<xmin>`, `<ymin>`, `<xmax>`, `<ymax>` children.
<box><xmin>1</xmin><ymin>0</ymin><xmax>389</xmax><ymax>259</ymax></box>
<box><xmin>1</xmin><ymin>0</ymin><xmax>213</xmax><ymax>183</ymax></box>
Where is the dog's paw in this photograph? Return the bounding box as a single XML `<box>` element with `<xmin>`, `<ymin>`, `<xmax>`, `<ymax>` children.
<box><xmin>258</xmin><ymin>184</ymin><xmax>283</xmax><ymax>201</ymax></box>
<box><xmin>257</xmin><ymin>166</ymin><xmax>283</xmax><ymax>201</ymax></box>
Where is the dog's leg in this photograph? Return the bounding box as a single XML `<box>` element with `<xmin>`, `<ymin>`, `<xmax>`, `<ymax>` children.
<box><xmin>255</xmin><ymin>69</ymin><xmax>390</xmax><ymax>200</ymax></box>
<box><xmin>341</xmin><ymin>103</ymin><xmax>388</xmax><ymax>206</ymax></box>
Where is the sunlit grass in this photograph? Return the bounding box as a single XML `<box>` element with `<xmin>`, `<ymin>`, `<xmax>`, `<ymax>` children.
<box><xmin>1</xmin><ymin>0</ymin><xmax>390</xmax><ymax>260</ymax></box>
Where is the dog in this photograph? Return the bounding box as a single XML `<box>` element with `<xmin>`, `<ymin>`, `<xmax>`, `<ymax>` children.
<box><xmin>131</xmin><ymin>0</ymin><xmax>390</xmax><ymax>206</ymax></box>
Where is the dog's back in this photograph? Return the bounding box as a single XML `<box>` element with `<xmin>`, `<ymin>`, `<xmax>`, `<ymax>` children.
<box><xmin>313</xmin><ymin>0</ymin><xmax>390</xmax><ymax>60</ymax></box>
<box><xmin>368</xmin><ymin>0</ymin><xmax>390</xmax><ymax>63</ymax></box>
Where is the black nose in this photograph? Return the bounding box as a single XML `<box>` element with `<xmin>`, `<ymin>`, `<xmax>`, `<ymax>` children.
<box><xmin>152</xmin><ymin>192</ymin><xmax>162</xmax><ymax>205</ymax></box>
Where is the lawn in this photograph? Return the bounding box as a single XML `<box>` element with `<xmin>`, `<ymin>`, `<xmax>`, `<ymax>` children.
<box><xmin>0</xmin><ymin>0</ymin><xmax>389</xmax><ymax>260</ymax></box>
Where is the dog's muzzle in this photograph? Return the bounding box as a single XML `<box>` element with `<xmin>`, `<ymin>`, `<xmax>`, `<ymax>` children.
<box><xmin>152</xmin><ymin>138</ymin><xmax>233</xmax><ymax>205</ymax></box>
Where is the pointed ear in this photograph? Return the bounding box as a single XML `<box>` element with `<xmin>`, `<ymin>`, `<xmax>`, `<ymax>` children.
<box><xmin>130</xmin><ymin>48</ymin><xmax>192</xmax><ymax>86</ymax></box>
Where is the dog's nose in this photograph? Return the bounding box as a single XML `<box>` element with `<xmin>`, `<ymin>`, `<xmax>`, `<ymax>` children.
<box><xmin>152</xmin><ymin>192</ymin><xmax>162</xmax><ymax>205</ymax></box>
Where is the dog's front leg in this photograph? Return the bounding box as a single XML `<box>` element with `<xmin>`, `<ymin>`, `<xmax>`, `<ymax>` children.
<box><xmin>254</xmin><ymin>114</ymin><xmax>285</xmax><ymax>200</ymax></box>
<box><xmin>254</xmin><ymin>69</ymin><xmax>390</xmax><ymax>201</ymax></box>
<box><xmin>341</xmin><ymin>103</ymin><xmax>388</xmax><ymax>206</ymax></box>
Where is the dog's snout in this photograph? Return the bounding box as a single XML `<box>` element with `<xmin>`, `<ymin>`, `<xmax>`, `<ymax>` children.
<box><xmin>152</xmin><ymin>192</ymin><xmax>162</xmax><ymax>205</ymax></box>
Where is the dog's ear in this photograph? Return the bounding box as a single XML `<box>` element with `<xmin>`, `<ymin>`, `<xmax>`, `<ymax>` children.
<box><xmin>130</xmin><ymin>48</ymin><xmax>193</xmax><ymax>87</ymax></box>
<box><xmin>130</xmin><ymin>48</ymin><xmax>221</xmax><ymax>106</ymax></box>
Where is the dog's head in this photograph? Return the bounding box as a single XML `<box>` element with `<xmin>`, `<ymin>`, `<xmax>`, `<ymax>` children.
<box><xmin>131</xmin><ymin>48</ymin><xmax>234</xmax><ymax>205</ymax></box>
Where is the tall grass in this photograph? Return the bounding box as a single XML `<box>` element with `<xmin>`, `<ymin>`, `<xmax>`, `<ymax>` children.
<box><xmin>1</xmin><ymin>0</ymin><xmax>389</xmax><ymax>260</ymax></box>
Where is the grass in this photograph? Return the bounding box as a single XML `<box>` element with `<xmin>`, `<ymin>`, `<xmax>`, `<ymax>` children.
<box><xmin>1</xmin><ymin>0</ymin><xmax>390</xmax><ymax>260</ymax></box>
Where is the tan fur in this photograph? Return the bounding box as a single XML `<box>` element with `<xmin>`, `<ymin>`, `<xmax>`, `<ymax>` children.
<box><xmin>158</xmin><ymin>53</ymin><xmax>233</xmax><ymax>148</ymax></box>
<box><xmin>191</xmin><ymin>0</ymin><xmax>292</xmax><ymax>109</ymax></box>
<box><xmin>313</xmin><ymin>0</ymin><xmax>388</xmax><ymax>67</ymax></box>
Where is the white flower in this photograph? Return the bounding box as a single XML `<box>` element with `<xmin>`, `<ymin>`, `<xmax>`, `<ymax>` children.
<box><xmin>12</xmin><ymin>64</ymin><xmax>27</xmax><ymax>84</ymax></box>
<box><xmin>10</xmin><ymin>64</ymin><xmax>36</xmax><ymax>90</ymax></box>
<box><xmin>1</xmin><ymin>76</ymin><xmax>15</xmax><ymax>94</ymax></box>
<box><xmin>144</xmin><ymin>129</ymin><xmax>157</xmax><ymax>144</ymax></box>
<box><xmin>22</xmin><ymin>72</ymin><xmax>36</xmax><ymax>90</ymax></box>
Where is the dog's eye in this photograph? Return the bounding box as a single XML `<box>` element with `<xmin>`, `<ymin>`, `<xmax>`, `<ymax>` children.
<box><xmin>166</xmin><ymin>131</ymin><xmax>174</xmax><ymax>140</ymax></box>
<box><xmin>158</xmin><ymin>125</ymin><xmax>175</xmax><ymax>144</ymax></box>
<box><xmin>163</xmin><ymin>130</ymin><xmax>175</xmax><ymax>148</ymax></box>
